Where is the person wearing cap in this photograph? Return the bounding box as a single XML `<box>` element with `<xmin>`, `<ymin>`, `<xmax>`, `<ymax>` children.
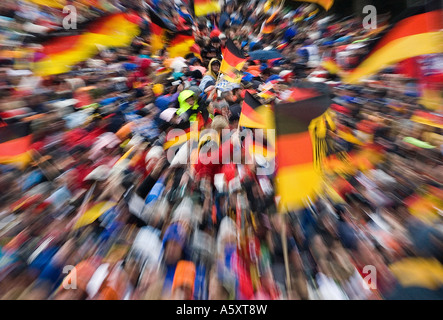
<box><xmin>127</xmin><ymin>58</ymin><xmax>153</xmax><ymax>89</ymax></box>
<box><xmin>171</xmin><ymin>260</ymin><xmax>196</xmax><ymax>300</ymax></box>
<box><xmin>81</xmin><ymin>164</ymin><xmax>113</xmax><ymax>197</ymax></box>
<box><xmin>228</xmin><ymin>103</ymin><xmax>241</xmax><ymax>128</ymax></box>
<box><xmin>219</xmin><ymin>33</ymin><xmax>227</xmax><ymax>49</ymax></box>
<box><xmin>160</xmin><ymin>222</ymin><xmax>191</xmax><ymax>297</ymax></box>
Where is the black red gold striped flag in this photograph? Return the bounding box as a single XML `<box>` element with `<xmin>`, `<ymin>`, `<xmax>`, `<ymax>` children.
<box><xmin>0</xmin><ymin>122</ymin><xmax>33</xmax><ymax>169</ymax></box>
<box><xmin>148</xmin><ymin>9</ymin><xmax>170</xmax><ymax>54</ymax></box>
<box><xmin>194</xmin><ymin>0</ymin><xmax>221</xmax><ymax>17</ymax></box>
<box><xmin>220</xmin><ymin>39</ymin><xmax>247</xmax><ymax>77</ymax></box>
<box><xmin>321</xmin><ymin>57</ymin><xmax>341</xmax><ymax>75</ymax></box>
<box><xmin>167</xmin><ymin>29</ymin><xmax>196</xmax><ymax>58</ymax></box>
<box><xmin>163</xmin><ymin>114</ymin><xmax>205</xmax><ymax>150</ymax></box>
<box><xmin>33</xmin><ymin>12</ymin><xmax>142</xmax><ymax>76</ymax></box>
<box><xmin>239</xmin><ymin>92</ymin><xmax>267</xmax><ymax>129</ymax></box>
<box><xmin>274</xmin><ymin>82</ymin><xmax>332</xmax><ymax>211</ymax></box>
<box><xmin>224</xmin><ymin>68</ymin><xmax>243</xmax><ymax>84</ymax></box>
<box><xmin>261</xmin><ymin>8</ymin><xmax>280</xmax><ymax>34</ymax></box>
<box><xmin>294</xmin><ymin>0</ymin><xmax>334</xmax><ymax>11</ymax></box>
<box><xmin>344</xmin><ymin>2</ymin><xmax>443</xmax><ymax>84</ymax></box>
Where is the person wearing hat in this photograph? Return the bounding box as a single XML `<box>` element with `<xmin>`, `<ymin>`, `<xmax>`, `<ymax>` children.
<box><xmin>228</xmin><ymin>103</ymin><xmax>241</xmax><ymax>128</ymax></box>
<box><xmin>219</xmin><ymin>33</ymin><xmax>227</xmax><ymax>49</ymax></box>
<box><xmin>160</xmin><ymin>222</ymin><xmax>191</xmax><ymax>297</ymax></box>
<box><xmin>171</xmin><ymin>260</ymin><xmax>196</xmax><ymax>300</ymax></box>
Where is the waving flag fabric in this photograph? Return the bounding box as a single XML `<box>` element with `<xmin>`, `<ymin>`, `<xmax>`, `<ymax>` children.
<box><xmin>220</xmin><ymin>39</ymin><xmax>247</xmax><ymax>82</ymax></box>
<box><xmin>344</xmin><ymin>2</ymin><xmax>443</xmax><ymax>84</ymax></box>
<box><xmin>167</xmin><ymin>29</ymin><xmax>196</xmax><ymax>58</ymax></box>
<box><xmin>274</xmin><ymin>82</ymin><xmax>332</xmax><ymax>211</ymax></box>
<box><xmin>294</xmin><ymin>0</ymin><xmax>334</xmax><ymax>11</ymax></box>
<box><xmin>239</xmin><ymin>92</ymin><xmax>269</xmax><ymax>129</ymax></box>
<box><xmin>25</xmin><ymin>0</ymin><xmax>66</xmax><ymax>8</ymax></box>
<box><xmin>33</xmin><ymin>13</ymin><xmax>142</xmax><ymax>76</ymax></box>
<box><xmin>148</xmin><ymin>8</ymin><xmax>173</xmax><ymax>55</ymax></box>
<box><xmin>0</xmin><ymin>122</ymin><xmax>33</xmax><ymax>169</ymax></box>
<box><xmin>194</xmin><ymin>0</ymin><xmax>221</xmax><ymax>17</ymax></box>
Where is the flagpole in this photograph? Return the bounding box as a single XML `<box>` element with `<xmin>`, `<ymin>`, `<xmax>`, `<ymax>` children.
<box><xmin>29</xmin><ymin>149</ymin><xmax>61</xmax><ymax>181</ymax></box>
<box><xmin>281</xmin><ymin>212</ymin><xmax>292</xmax><ymax>297</ymax></box>
<box><xmin>209</xmin><ymin>71</ymin><xmax>223</xmax><ymax>101</ymax></box>
<box><xmin>65</xmin><ymin>181</ymin><xmax>96</xmax><ymax>234</ymax></box>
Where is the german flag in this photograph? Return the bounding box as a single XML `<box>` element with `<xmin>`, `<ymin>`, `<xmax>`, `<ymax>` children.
<box><xmin>224</xmin><ymin>68</ymin><xmax>243</xmax><ymax>84</ymax></box>
<box><xmin>248</xmin><ymin>134</ymin><xmax>276</xmax><ymax>161</ymax></box>
<box><xmin>274</xmin><ymin>82</ymin><xmax>332</xmax><ymax>211</ymax></box>
<box><xmin>257</xmin><ymin>89</ymin><xmax>277</xmax><ymax>100</ymax></box>
<box><xmin>239</xmin><ymin>92</ymin><xmax>269</xmax><ymax>129</ymax></box>
<box><xmin>163</xmin><ymin>115</ymin><xmax>205</xmax><ymax>150</ymax></box>
<box><xmin>419</xmin><ymin>83</ymin><xmax>443</xmax><ymax>112</ymax></box>
<box><xmin>220</xmin><ymin>39</ymin><xmax>247</xmax><ymax>76</ymax></box>
<box><xmin>167</xmin><ymin>29</ymin><xmax>195</xmax><ymax>59</ymax></box>
<box><xmin>276</xmin><ymin>42</ymin><xmax>289</xmax><ymax>51</ymax></box>
<box><xmin>321</xmin><ymin>57</ymin><xmax>342</xmax><ymax>75</ymax></box>
<box><xmin>344</xmin><ymin>2</ymin><xmax>443</xmax><ymax>84</ymax></box>
<box><xmin>194</xmin><ymin>0</ymin><xmax>221</xmax><ymax>17</ymax></box>
<box><xmin>410</xmin><ymin>110</ymin><xmax>443</xmax><ymax>129</ymax></box>
<box><xmin>0</xmin><ymin>122</ymin><xmax>33</xmax><ymax>169</ymax></box>
<box><xmin>33</xmin><ymin>12</ymin><xmax>142</xmax><ymax>76</ymax></box>
<box><xmin>404</xmin><ymin>186</ymin><xmax>443</xmax><ymax>225</ymax></box>
<box><xmin>25</xmin><ymin>0</ymin><xmax>66</xmax><ymax>9</ymax></box>
<box><xmin>297</xmin><ymin>0</ymin><xmax>334</xmax><ymax>11</ymax></box>
<box><xmin>190</xmin><ymin>43</ymin><xmax>202</xmax><ymax>61</ymax></box>
<box><xmin>261</xmin><ymin>6</ymin><xmax>281</xmax><ymax>34</ymax></box>
<box><xmin>148</xmin><ymin>8</ymin><xmax>170</xmax><ymax>55</ymax></box>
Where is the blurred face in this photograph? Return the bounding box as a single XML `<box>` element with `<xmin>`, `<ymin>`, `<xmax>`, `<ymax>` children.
<box><xmin>185</xmin><ymin>96</ymin><xmax>195</xmax><ymax>106</ymax></box>
<box><xmin>164</xmin><ymin>241</ymin><xmax>183</xmax><ymax>265</ymax></box>
<box><xmin>223</xmin><ymin>91</ymin><xmax>234</xmax><ymax>102</ymax></box>
<box><xmin>125</xmin><ymin>258</ymin><xmax>141</xmax><ymax>286</ymax></box>
<box><xmin>221</xmin><ymin>107</ymin><xmax>229</xmax><ymax>118</ymax></box>
<box><xmin>211</xmin><ymin>63</ymin><xmax>220</xmax><ymax>74</ymax></box>
<box><xmin>172</xmin><ymin>285</ymin><xmax>193</xmax><ymax>300</ymax></box>
<box><xmin>208</xmin><ymin>272</ymin><xmax>229</xmax><ymax>300</ymax></box>
<box><xmin>270</xmin><ymin>214</ymin><xmax>284</xmax><ymax>232</ymax></box>
<box><xmin>229</xmin><ymin>119</ymin><xmax>238</xmax><ymax>130</ymax></box>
